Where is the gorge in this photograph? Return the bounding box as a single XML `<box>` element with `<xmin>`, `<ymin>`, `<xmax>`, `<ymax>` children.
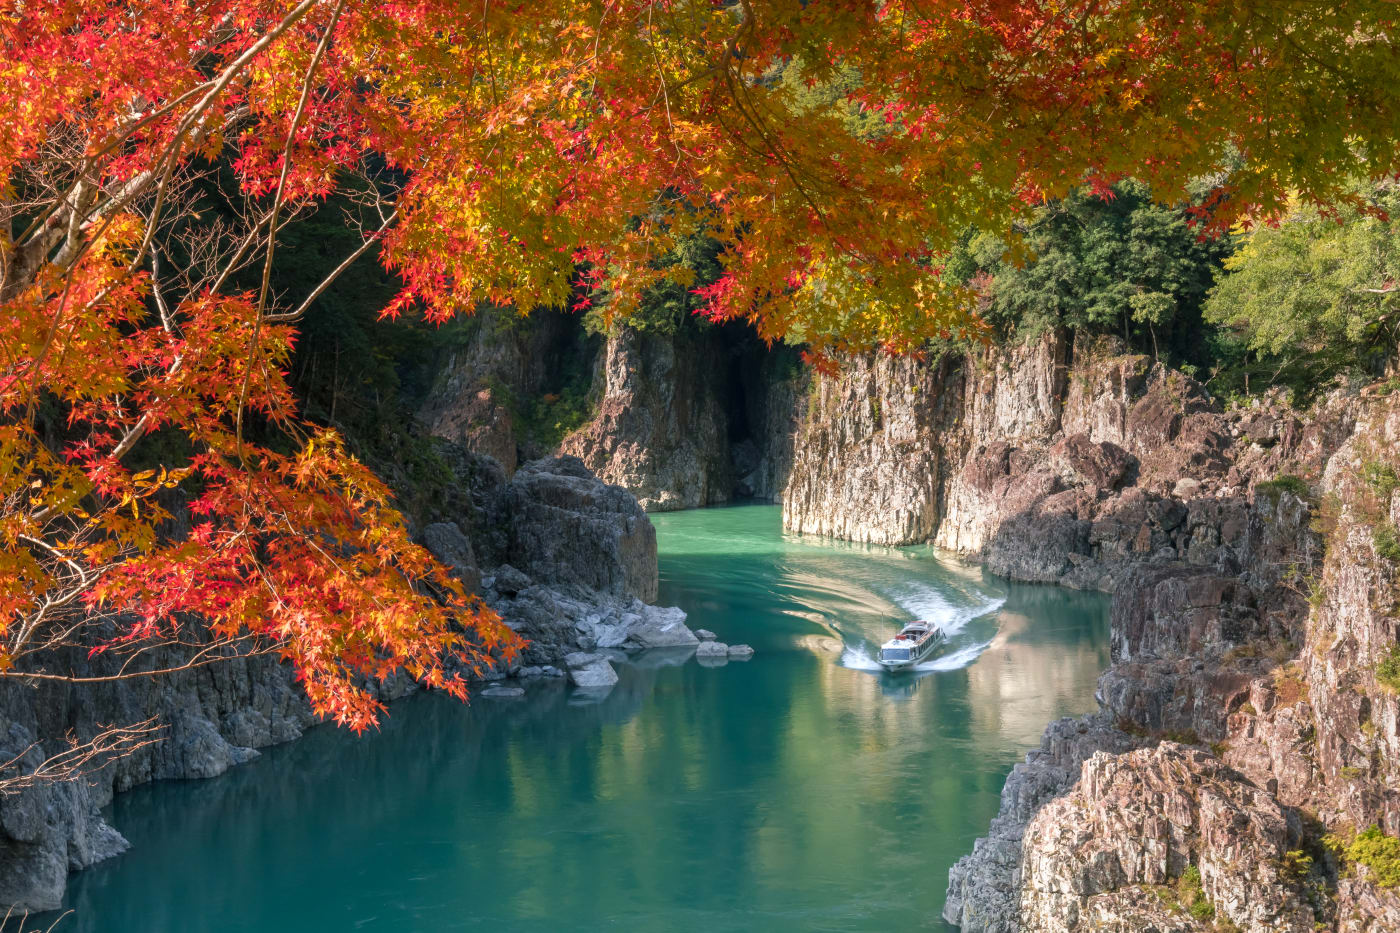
<box><xmin>7</xmin><ymin>305</ymin><xmax>1400</xmax><ymax>931</ymax></box>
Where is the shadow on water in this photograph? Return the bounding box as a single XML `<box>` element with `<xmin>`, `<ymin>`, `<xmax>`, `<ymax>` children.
<box><xmin>46</xmin><ymin>505</ymin><xmax>1108</xmax><ymax>933</ymax></box>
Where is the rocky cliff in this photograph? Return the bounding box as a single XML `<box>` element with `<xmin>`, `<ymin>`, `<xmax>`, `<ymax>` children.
<box><xmin>779</xmin><ymin>330</ymin><xmax>1400</xmax><ymax>930</ymax></box>
<box><xmin>423</xmin><ymin>311</ymin><xmax>806</xmax><ymax>511</ymax></box>
<box><xmin>0</xmin><ymin>449</ymin><xmax>692</xmax><ymax>913</ymax></box>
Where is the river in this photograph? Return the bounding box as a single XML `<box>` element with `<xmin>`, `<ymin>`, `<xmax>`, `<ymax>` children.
<box><xmin>57</xmin><ymin>505</ymin><xmax>1108</xmax><ymax>931</ymax></box>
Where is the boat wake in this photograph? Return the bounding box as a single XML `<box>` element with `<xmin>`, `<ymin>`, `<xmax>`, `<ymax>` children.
<box><xmin>838</xmin><ymin>581</ymin><xmax>1005</xmax><ymax>674</ymax></box>
<box><xmin>884</xmin><ymin>582</ymin><xmax>1005</xmax><ymax>636</ymax></box>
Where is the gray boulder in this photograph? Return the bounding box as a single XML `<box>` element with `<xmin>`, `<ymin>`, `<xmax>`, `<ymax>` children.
<box><xmin>569</xmin><ymin>659</ymin><xmax>619</xmax><ymax>688</ymax></box>
<box><xmin>503</xmin><ymin>456</ymin><xmax>658</xmax><ymax>602</ymax></box>
<box><xmin>727</xmin><ymin>644</ymin><xmax>754</xmax><ymax>659</ymax></box>
<box><xmin>419</xmin><ymin>521</ymin><xmax>482</xmax><ymax>592</ymax></box>
<box><xmin>695</xmin><ymin>641</ymin><xmax>729</xmax><ymax>659</ymax></box>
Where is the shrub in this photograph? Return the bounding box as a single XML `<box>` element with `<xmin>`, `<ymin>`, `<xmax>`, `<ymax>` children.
<box><xmin>1374</xmin><ymin>524</ymin><xmax>1400</xmax><ymax>563</ymax></box>
<box><xmin>1257</xmin><ymin>474</ymin><xmax>1312</xmax><ymax>502</ymax></box>
<box><xmin>1346</xmin><ymin>826</ymin><xmax>1400</xmax><ymax>888</ymax></box>
<box><xmin>1376</xmin><ymin>645</ymin><xmax>1400</xmax><ymax>692</ymax></box>
<box><xmin>1176</xmin><ymin>865</ymin><xmax>1216</xmax><ymax>920</ymax></box>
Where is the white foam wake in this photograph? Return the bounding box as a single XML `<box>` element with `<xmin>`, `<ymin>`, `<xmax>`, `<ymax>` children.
<box><xmin>886</xmin><ymin>582</ymin><xmax>1005</xmax><ymax>636</ymax></box>
<box><xmin>837</xmin><ymin>582</ymin><xmax>1005</xmax><ymax>674</ymax></box>
<box><xmin>839</xmin><ymin>644</ymin><xmax>885</xmax><ymax>671</ymax></box>
<box><xmin>912</xmin><ymin>639</ymin><xmax>994</xmax><ymax>671</ymax></box>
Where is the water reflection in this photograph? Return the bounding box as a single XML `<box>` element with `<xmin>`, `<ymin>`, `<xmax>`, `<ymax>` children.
<box><xmin>52</xmin><ymin>505</ymin><xmax>1107</xmax><ymax>932</ymax></box>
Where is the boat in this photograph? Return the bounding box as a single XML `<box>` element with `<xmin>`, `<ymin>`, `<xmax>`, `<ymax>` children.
<box><xmin>877</xmin><ymin>621</ymin><xmax>945</xmax><ymax>670</ymax></box>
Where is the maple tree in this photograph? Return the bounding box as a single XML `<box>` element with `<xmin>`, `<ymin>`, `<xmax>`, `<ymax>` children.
<box><xmin>1</xmin><ymin>0</ymin><xmax>1398</xmax><ymax>750</ymax></box>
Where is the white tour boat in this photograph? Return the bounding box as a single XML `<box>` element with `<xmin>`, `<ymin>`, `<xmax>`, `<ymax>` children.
<box><xmin>877</xmin><ymin>621</ymin><xmax>945</xmax><ymax>670</ymax></box>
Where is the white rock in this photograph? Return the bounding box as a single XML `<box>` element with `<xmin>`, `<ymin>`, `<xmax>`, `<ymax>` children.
<box><xmin>564</xmin><ymin>651</ymin><xmax>605</xmax><ymax>669</ymax></box>
<box><xmin>727</xmin><ymin>644</ymin><xmax>754</xmax><ymax>659</ymax></box>
<box><xmin>695</xmin><ymin>629</ymin><xmax>717</xmax><ymax>641</ymax></box>
<box><xmin>570</xmin><ymin>659</ymin><xmax>619</xmax><ymax>688</ymax></box>
<box><xmin>695</xmin><ymin>641</ymin><xmax>729</xmax><ymax>658</ymax></box>
<box><xmin>1172</xmin><ymin>477</ymin><xmax>1202</xmax><ymax>500</ymax></box>
<box><xmin>624</xmin><ymin>604</ymin><xmax>699</xmax><ymax>648</ymax></box>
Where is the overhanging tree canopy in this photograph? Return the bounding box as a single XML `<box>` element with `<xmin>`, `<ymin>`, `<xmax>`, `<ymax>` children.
<box><xmin>1</xmin><ymin>0</ymin><xmax>1397</xmax><ymax>733</ymax></box>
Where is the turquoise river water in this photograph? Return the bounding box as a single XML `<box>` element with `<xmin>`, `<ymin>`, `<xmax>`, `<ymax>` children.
<box><xmin>54</xmin><ymin>505</ymin><xmax>1108</xmax><ymax>932</ymax></box>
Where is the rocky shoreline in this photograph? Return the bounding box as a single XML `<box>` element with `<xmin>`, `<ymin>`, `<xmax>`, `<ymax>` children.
<box><xmin>0</xmin><ymin>452</ymin><xmax>750</xmax><ymax>913</ymax></box>
<box><xmin>774</xmin><ymin>331</ymin><xmax>1400</xmax><ymax>930</ymax></box>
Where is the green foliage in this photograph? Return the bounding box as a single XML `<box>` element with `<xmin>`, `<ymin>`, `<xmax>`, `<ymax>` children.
<box><xmin>1374</xmin><ymin>524</ymin><xmax>1400</xmax><ymax>563</ymax></box>
<box><xmin>515</xmin><ymin>385</ymin><xmax>595</xmax><ymax>450</ymax></box>
<box><xmin>1376</xmin><ymin>645</ymin><xmax>1400</xmax><ymax>692</ymax></box>
<box><xmin>945</xmin><ymin>180</ymin><xmax>1232</xmax><ymax>365</ymax></box>
<box><xmin>1363</xmin><ymin>461</ymin><xmax>1400</xmax><ymax>501</ymax></box>
<box><xmin>1177</xmin><ymin>865</ymin><xmax>1215</xmax><ymax>920</ymax></box>
<box><xmin>1204</xmin><ymin>183</ymin><xmax>1400</xmax><ymax>399</ymax></box>
<box><xmin>1344</xmin><ymin>827</ymin><xmax>1400</xmax><ymax>888</ymax></box>
<box><xmin>1256</xmin><ymin>474</ymin><xmax>1312</xmax><ymax>502</ymax></box>
<box><xmin>584</xmin><ymin>226</ymin><xmax>724</xmax><ymax>337</ymax></box>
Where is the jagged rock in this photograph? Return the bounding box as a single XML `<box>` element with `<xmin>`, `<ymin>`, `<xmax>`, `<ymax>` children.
<box><xmin>1110</xmin><ymin>566</ymin><xmax>1264</xmax><ymax>663</ymax></box>
<box><xmin>727</xmin><ymin>644</ymin><xmax>755</xmax><ymax>659</ymax></box>
<box><xmin>1049</xmin><ymin>434</ymin><xmax>1135</xmax><ymax>490</ymax></box>
<box><xmin>1019</xmin><ymin>744</ymin><xmax>1316</xmax><ymax>933</ymax></box>
<box><xmin>695</xmin><ymin>629</ymin><xmax>717</xmax><ymax>641</ymax></box>
<box><xmin>504</xmin><ymin>456</ymin><xmax>658</xmax><ymax>603</ymax></box>
<box><xmin>489</xmin><ymin>564</ymin><xmax>532</xmax><ymax>596</ymax></box>
<box><xmin>569</xmin><ymin>659</ymin><xmax>619</xmax><ymax>688</ymax></box>
<box><xmin>695</xmin><ymin>641</ymin><xmax>729</xmax><ymax>658</ymax></box>
<box><xmin>560</xmin><ymin>326</ymin><xmax>732</xmax><ymax>511</ymax></box>
<box><xmin>944</xmin><ymin>714</ymin><xmax>1142</xmax><ymax>932</ymax></box>
<box><xmin>421</xmin><ymin>521</ymin><xmax>483</xmax><ymax>592</ymax></box>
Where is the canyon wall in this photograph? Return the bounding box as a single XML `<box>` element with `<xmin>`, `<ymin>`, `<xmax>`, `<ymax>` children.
<box><xmin>422</xmin><ymin>313</ymin><xmax>806</xmax><ymax>511</ymax></box>
<box><xmin>778</xmin><ymin>330</ymin><xmax>1400</xmax><ymax>930</ymax></box>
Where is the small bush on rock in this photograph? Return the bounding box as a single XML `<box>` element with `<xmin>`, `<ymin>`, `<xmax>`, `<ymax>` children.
<box><xmin>1345</xmin><ymin>826</ymin><xmax>1400</xmax><ymax>888</ymax></box>
<box><xmin>1257</xmin><ymin>474</ymin><xmax>1312</xmax><ymax>502</ymax></box>
<box><xmin>1376</xmin><ymin>645</ymin><xmax>1400</xmax><ymax>692</ymax></box>
<box><xmin>1373</xmin><ymin>524</ymin><xmax>1400</xmax><ymax>563</ymax></box>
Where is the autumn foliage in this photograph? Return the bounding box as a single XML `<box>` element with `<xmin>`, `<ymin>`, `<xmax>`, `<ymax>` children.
<box><xmin>1</xmin><ymin>1</ymin><xmax>1398</xmax><ymax>730</ymax></box>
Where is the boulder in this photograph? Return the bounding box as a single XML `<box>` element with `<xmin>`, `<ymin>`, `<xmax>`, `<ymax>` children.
<box><xmin>419</xmin><ymin>521</ymin><xmax>482</xmax><ymax>592</ymax></box>
<box><xmin>695</xmin><ymin>641</ymin><xmax>729</xmax><ymax>659</ymax></box>
<box><xmin>569</xmin><ymin>659</ymin><xmax>619</xmax><ymax>688</ymax></box>
<box><xmin>503</xmin><ymin>456</ymin><xmax>659</xmax><ymax>602</ymax></box>
<box><xmin>727</xmin><ymin>644</ymin><xmax>755</xmax><ymax>659</ymax></box>
<box><xmin>695</xmin><ymin>629</ymin><xmax>717</xmax><ymax>642</ymax></box>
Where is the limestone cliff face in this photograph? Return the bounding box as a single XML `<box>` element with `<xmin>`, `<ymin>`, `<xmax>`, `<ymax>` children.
<box><xmin>783</xmin><ymin>352</ymin><xmax>965</xmax><ymax>544</ymax></box>
<box><xmin>559</xmin><ymin>327</ymin><xmax>732</xmax><ymax>511</ymax></box>
<box><xmin>420</xmin><ymin>310</ymin><xmax>589</xmax><ymax>474</ymax></box>
<box><xmin>424</xmin><ymin>313</ymin><xmax>806</xmax><ymax>512</ymax></box>
<box><xmin>775</xmin><ymin>330</ymin><xmax>1400</xmax><ymax>930</ymax></box>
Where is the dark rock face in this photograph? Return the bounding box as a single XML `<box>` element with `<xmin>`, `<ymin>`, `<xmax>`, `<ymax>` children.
<box><xmin>0</xmin><ymin>446</ymin><xmax>680</xmax><ymax>912</ymax></box>
<box><xmin>0</xmin><ymin>649</ymin><xmax>321</xmax><ymax>911</ymax></box>
<box><xmin>560</xmin><ymin>327</ymin><xmax>732</xmax><ymax>511</ymax></box>
<box><xmin>502</xmin><ymin>456</ymin><xmax>658</xmax><ymax>603</ymax></box>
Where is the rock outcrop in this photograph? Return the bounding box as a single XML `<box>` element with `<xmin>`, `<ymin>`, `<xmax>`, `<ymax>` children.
<box><xmin>0</xmin><ymin>448</ymin><xmax>690</xmax><ymax>912</ymax></box>
<box><xmin>775</xmin><ymin>329</ymin><xmax>1400</xmax><ymax>930</ymax></box>
<box><xmin>936</xmin><ymin>373</ymin><xmax>1400</xmax><ymax>932</ymax></box>
<box><xmin>560</xmin><ymin>326</ymin><xmax>732</xmax><ymax>511</ymax></box>
<box><xmin>1021</xmin><ymin>744</ymin><xmax>1317</xmax><ymax>933</ymax></box>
